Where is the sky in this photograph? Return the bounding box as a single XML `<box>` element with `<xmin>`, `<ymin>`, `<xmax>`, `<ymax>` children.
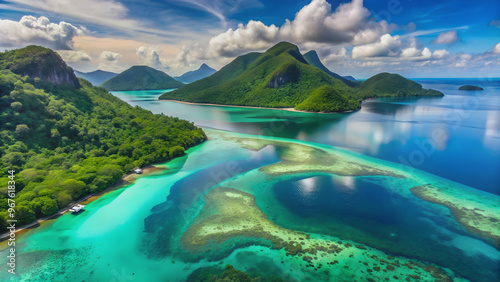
<box><xmin>0</xmin><ymin>0</ymin><xmax>499</xmax><ymax>78</ymax></box>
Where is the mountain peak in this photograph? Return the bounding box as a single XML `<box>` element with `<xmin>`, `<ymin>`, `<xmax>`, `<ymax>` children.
<box><xmin>266</xmin><ymin>41</ymin><xmax>300</xmax><ymax>55</ymax></box>
<box><xmin>0</xmin><ymin>45</ymin><xmax>80</xmax><ymax>88</ymax></box>
<box><xmin>101</xmin><ymin>65</ymin><xmax>183</xmax><ymax>91</ymax></box>
<box><xmin>174</xmin><ymin>63</ymin><xmax>217</xmax><ymax>83</ymax></box>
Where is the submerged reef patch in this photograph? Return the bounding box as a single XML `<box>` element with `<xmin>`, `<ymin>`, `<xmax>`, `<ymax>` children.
<box><xmin>411</xmin><ymin>184</ymin><xmax>500</xmax><ymax>248</ymax></box>
<box><xmin>231</xmin><ymin>136</ymin><xmax>405</xmax><ymax>178</ymax></box>
<box><xmin>181</xmin><ymin>187</ymin><xmax>460</xmax><ymax>281</ymax></box>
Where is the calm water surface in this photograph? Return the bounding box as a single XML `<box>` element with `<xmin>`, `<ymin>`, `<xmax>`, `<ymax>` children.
<box><xmin>113</xmin><ymin>78</ymin><xmax>500</xmax><ymax>194</ymax></box>
<box><xmin>2</xmin><ymin>78</ymin><xmax>498</xmax><ymax>282</ymax></box>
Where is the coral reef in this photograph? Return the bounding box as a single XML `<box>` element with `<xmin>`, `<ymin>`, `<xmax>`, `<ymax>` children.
<box><xmin>181</xmin><ymin>187</ymin><xmax>459</xmax><ymax>281</ymax></box>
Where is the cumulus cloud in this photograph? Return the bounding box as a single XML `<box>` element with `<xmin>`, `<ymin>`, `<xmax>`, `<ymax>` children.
<box><xmin>136</xmin><ymin>46</ymin><xmax>168</xmax><ymax>69</ymax></box>
<box><xmin>197</xmin><ymin>0</ymin><xmax>392</xmax><ymax>59</ymax></box>
<box><xmin>432</xmin><ymin>49</ymin><xmax>449</xmax><ymax>59</ymax></box>
<box><xmin>493</xmin><ymin>43</ymin><xmax>500</xmax><ymax>54</ymax></box>
<box><xmin>57</xmin><ymin>50</ymin><xmax>91</xmax><ymax>62</ymax></box>
<box><xmin>207</xmin><ymin>20</ymin><xmax>279</xmax><ymax>57</ymax></box>
<box><xmin>99</xmin><ymin>51</ymin><xmax>122</xmax><ymax>62</ymax></box>
<box><xmin>0</xmin><ymin>15</ymin><xmax>86</xmax><ymax>50</ymax></box>
<box><xmin>352</xmin><ymin>34</ymin><xmax>401</xmax><ymax>58</ymax></box>
<box><xmin>352</xmin><ymin>34</ymin><xmax>448</xmax><ymax>61</ymax></box>
<box><xmin>454</xmin><ymin>54</ymin><xmax>472</xmax><ymax>67</ymax></box>
<box><xmin>432</xmin><ymin>30</ymin><xmax>459</xmax><ymax>44</ymax></box>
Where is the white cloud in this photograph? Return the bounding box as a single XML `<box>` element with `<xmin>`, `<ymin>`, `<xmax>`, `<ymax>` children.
<box><xmin>493</xmin><ymin>43</ymin><xmax>500</xmax><ymax>54</ymax></box>
<box><xmin>136</xmin><ymin>46</ymin><xmax>168</xmax><ymax>69</ymax></box>
<box><xmin>99</xmin><ymin>51</ymin><xmax>122</xmax><ymax>62</ymax></box>
<box><xmin>352</xmin><ymin>34</ymin><xmax>401</xmax><ymax>58</ymax></box>
<box><xmin>352</xmin><ymin>34</ymin><xmax>447</xmax><ymax>62</ymax></box>
<box><xmin>57</xmin><ymin>50</ymin><xmax>91</xmax><ymax>62</ymax></box>
<box><xmin>4</xmin><ymin>0</ymin><xmax>176</xmax><ymax>36</ymax></box>
<box><xmin>432</xmin><ymin>30</ymin><xmax>459</xmax><ymax>44</ymax></box>
<box><xmin>454</xmin><ymin>54</ymin><xmax>471</xmax><ymax>67</ymax></box>
<box><xmin>207</xmin><ymin>20</ymin><xmax>279</xmax><ymax>57</ymax></box>
<box><xmin>196</xmin><ymin>0</ymin><xmax>392</xmax><ymax>59</ymax></box>
<box><xmin>0</xmin><ymin>15</ymin><xmax>86</xmax><ymax>50</ymax></box>
<box><xmin>432</xmin><ymin>49</ymin><xmax>449</xmax><ymax>59</ymax></box>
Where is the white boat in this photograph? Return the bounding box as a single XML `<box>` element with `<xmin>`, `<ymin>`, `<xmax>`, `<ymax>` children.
<box><xmin>69</xmin><ymin>204</ymin><xmax>85</xmax><ymax>213</ymax></box>
<box><xmin>133</xmin><ymin>168</ymin><xmax>143</xmax><ymax>174</ymax></box>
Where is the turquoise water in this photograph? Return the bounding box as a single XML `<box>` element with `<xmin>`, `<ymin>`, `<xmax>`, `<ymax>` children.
<box><xmin>2</xmin><ymin>79</ymin><xmax>500</xmax><ymax>281</ymax></box>
<box><xmin>112</xmin><ymin>79</ymin><xmax>500</xmax><ymax>195</ymax></box>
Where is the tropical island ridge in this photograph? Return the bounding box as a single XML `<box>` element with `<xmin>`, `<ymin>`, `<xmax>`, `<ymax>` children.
<box><xmin>1</xmin><ymin>44</ymin><xmax>499</xmax><ymax>282</ymax></box>
<box><xmin>0</xmin><ymin>41</ymin><xmax>485</xmax><ymax>235</ymax></box>
<box><xmin>0</xmin><ymin>41</ymin><xmax>444</xmax><ymax>232</ymax></box>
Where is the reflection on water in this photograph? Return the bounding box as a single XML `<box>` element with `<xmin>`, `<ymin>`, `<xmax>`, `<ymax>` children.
<box><xmin>111</xmin><ymin>79</ymin><xmax>500</xmax><ymax>194</ymax></box>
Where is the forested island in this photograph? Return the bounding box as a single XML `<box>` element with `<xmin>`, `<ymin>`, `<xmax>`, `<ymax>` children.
<box><xmin>0</xmin><ymin>46</ymin><xmax>206</xmax><ymax>229</ymax></box>
<box><xmin>101</xmin><ymin>65</ymin><xmax>184</xmax><ymax>91</ymax></box>
<box><xmin>159</xmin><ymin>42</ymin><xmax>443</xmax><ymax>113</ymax></box>
<box><xmin>458</xmin><ymin>85</ymin><xmax>484</xmax><ymax>90</ymax></box>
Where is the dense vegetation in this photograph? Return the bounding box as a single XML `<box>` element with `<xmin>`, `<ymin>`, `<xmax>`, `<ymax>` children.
<box><xmin>303</xmin><ymin>50</ymin><xmax>358</xmax><ymax>87</ymax></box>
<box><xmin>0</xmin><ymin>45</ymin><xmax>80</xmax><ymax>88</ymax></box>
<box><xmin>101</xmin><ymin>65</ymin><xmax>184</xmax><ymax>91</ymax></box>
<box><xmin>160</xmin><ymin>42</ymin><xmax>356</xmax><ymax>108</ymax></box>
<box><xmin>0</xmin><ymin>46</ymin><xmax>206</xmax><ymax>230</ymax></box>
<box><xmin>74</xmin><ymin>69</ymin><xmax>117</xmax><ymax>86</ymax></box>
<box><xmin>358</xmin><ymin>73</ymin><xmax>443</xmax><ymax>98</ymax></box>
<box><xmin>458</xmin><ymin>85</ymin><xmax>484</xmax><ymax>90</ymax></box>
<box><xmin>174</xmin><ymin>63</ymin><xmax>216</xmax><ymax>83</ymax></box>
<box><xmin>295</xmin><ymin>86</ymin><xmax>360</xmax><ymax>112</ymax></box>
<box><xmin>160</xmin><ymin>42</ymin><xmax>442</xmax><ymax>112</ymax></box>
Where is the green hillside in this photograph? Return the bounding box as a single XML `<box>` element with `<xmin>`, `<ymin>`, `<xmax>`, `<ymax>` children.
<box><xmin>0</xmin><ymin>46</ymin><xmax>206</xmax><ymax>229</ymax></box>
<box><xmin>359</xmin><ymin>73</ymin><xmax>443</xmax><ymax>98</ymax></box>
<box><xmin>160</xmin><ymin>42</ymin><xmax>355</xmax><ymax>108</ymax></box>
<box><xmin>303</xmin><ymin>50</ymin><xmax>358</xmax><ymax>87</ymax></box>
<box><xmin>101</xmin><ymin>65</ymin><xmax>184</xmax><ymax>91</ymax></box>
<box><xmin>295</xmin><ymin>86</ymin><xmax>360</xmax><ymax>112</ymax></box>
<box><xmin>160</xmin><ymin>42</ymin><xmax>442</xmax><ymax>112</ymax></box>
<box><xmin>0</xmin><ymin>45</ymin><xmax>80</xmax><ymax>88</ymax></box>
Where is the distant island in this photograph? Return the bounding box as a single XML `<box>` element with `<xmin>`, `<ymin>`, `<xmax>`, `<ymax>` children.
<box><xmin>101</xmin><ymin>65</ymin><xmax>184</xmax><ymax>91</ymax></box>
<box><xmin>74</xmin><ymin>69</ymin><xmax>118</xmax><ymax>86</ymax></box>
<box><xmin>0</xmin><ymin>46</ymin><xmax>206</xmax><ymax>230</ymax></box>
<box><xmin>342</xmin><ymin>75</ymin><xmax>357</xmax><ymax>81</ymax></box>
<box><xmin>174</xmin><ymin>63</ymin><xmax>216</xmax><ymax>83</ymax></box>
<box><xmin>159</xmin><ymin>42</ymin><xmax>443</xmax><ymax>113</ymax></box>
<box><xmin>458</xmin><ymin>85</ymin><xmax>484</xmax><ymax>91</ymax></box>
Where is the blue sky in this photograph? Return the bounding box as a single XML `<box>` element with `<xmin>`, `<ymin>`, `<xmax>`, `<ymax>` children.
<box><xmin>0</xmin><ymin>0</ymin><xmax>499</xmax><ymax>78</ymax></box>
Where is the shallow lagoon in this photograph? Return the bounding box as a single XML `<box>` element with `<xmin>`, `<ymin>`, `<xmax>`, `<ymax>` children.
<box><xmin>2</xmin><ymin>78</ymin><xmax>500</xmax><ymax>281</ymax></box>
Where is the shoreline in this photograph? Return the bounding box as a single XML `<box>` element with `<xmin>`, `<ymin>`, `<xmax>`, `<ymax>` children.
<box><xmin>159</xmin><ymin>99</ymin><xmax>360</xmax><ymax>114</ymax></box>
<box><xmin>0</xmin><ymin>164</ymin><xmax>168</xmax><ymax>241</ymax></box>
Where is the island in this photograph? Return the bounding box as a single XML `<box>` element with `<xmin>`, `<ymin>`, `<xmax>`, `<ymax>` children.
<box><xmin>159</xmin><ymin>42</ymin><xmax>443</xmax><ymax>113</ymax></box>
<box><xmin>74</xmin><ymin>69</ymin><xmax>118</xmax><ymax>86</ymax></box>
<box><xmin>0</xmin><ymin>46</ymin><xmax>206</xmax><ymax>230</ymax></box>
<box><xmin>458</xmin><ymin>85</ymin><xmax>484</xmax><ymax>90</ymax></box>
<box><xmin>101</xmin><ymin>65</ymin><xmax>184</xmax><ymax>91</ymax></box>
<box><xmin>174</xmin><ymin>63</ymin><xmax>216</xmax><ymax>83</ymax></box>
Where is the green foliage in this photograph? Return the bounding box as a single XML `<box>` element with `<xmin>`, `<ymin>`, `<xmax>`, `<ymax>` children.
<box><xmin>101</xmin><ymin>66</ymin><xmax>184</xmax><ymax>91</ymax></box>
<box><xmin>359</xmin><ymin>73</ymin><xmax>444</xmax><ymax>98</ymax></box>
<box><xmin>458</xmin><ymin>85</ymin><xmax>483</xmax><ymax>90</ymax></box>
<box><xmin>0</xmin><ymin>45</ymin><xmax>80</xmax><ymax>88</ymax></box>
<box><xmin>303</xmin><ymin>50</ymin><xmax>359</xmax><ymax>87</ymax></box>
<box><xmin>0</xmin><ymin>47</ymin><xmax>206</xmax><ymax>230</ymax></box>
<box><xmin>160</xmin><ymin>42</ymin><xmax>440</xmax><ymax>112</ymax></box>
<box><xmin>295</xmin><ymin>86</ymin><xmax>361</xmax><ymax>112</ymax></box>
<box><xmin>160</xmin><ymin>42</ymin><xmax>356</xmax><ymax>108</ymax></box>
